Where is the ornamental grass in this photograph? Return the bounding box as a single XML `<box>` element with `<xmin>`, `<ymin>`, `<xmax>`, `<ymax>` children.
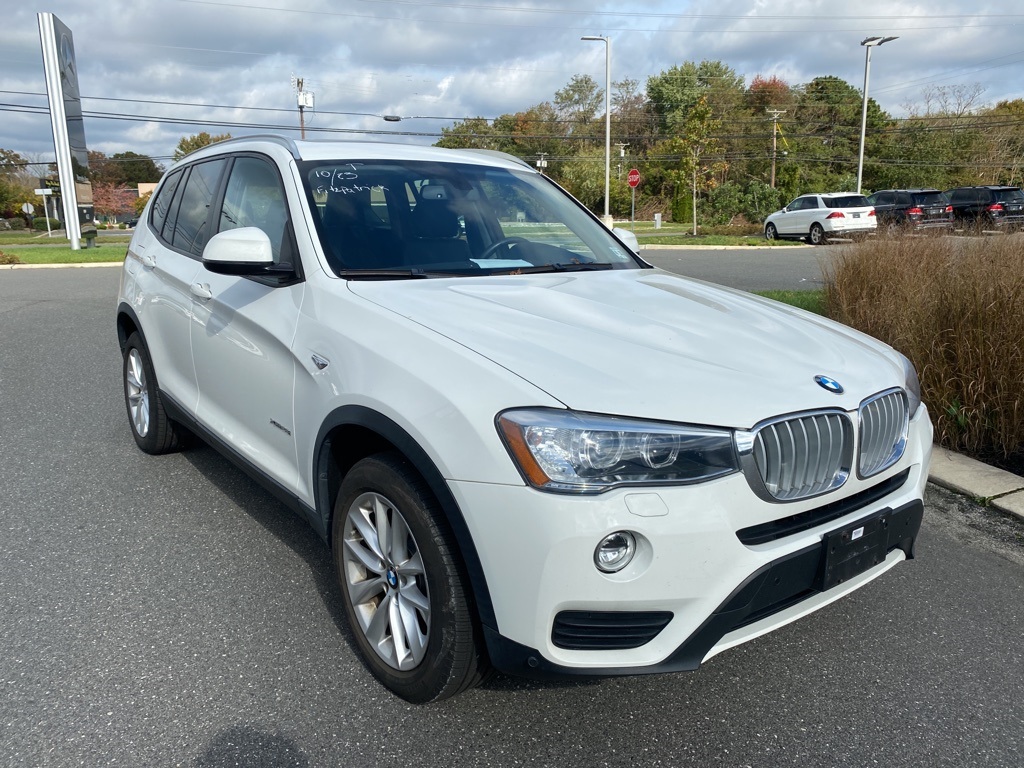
<box><xmin>824</xmin><ymin>234</ymin><xmax>1024</xmax><ymax>469</ymax></box>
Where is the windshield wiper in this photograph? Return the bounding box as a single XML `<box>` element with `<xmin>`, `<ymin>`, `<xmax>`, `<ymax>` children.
<box><xmin>337</xmin><ymin>268</ymin><xmax>462</xmax><ymax>280</ymax></box>
<box><xmin>487</xmin><ymin>262</ymin><xmax>616</xmax><ymax>275</ymax></box>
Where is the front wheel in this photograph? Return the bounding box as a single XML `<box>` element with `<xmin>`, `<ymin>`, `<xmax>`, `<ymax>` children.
<box><xmin>333</xmin><ymin>452</ymin><xmax>488</xmax><ymax>703</ymax></box>
<box><xmin>765</xmin><ymin>223</ymin><xmax>779</xmax><ymax>241</ymax></box>
<box><xmin>808</xmin><ymin>223</ymin><xmax>827</xmax><ymax>245</ymax></box>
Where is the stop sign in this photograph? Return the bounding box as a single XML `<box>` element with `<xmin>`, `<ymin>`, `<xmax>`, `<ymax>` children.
<box><xmin>627</xmin><ymin>168</ymin><xmax>640</xmax><ymax>188</ymax></box>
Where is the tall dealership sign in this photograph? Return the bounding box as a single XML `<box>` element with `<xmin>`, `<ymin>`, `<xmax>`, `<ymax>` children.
<box><xmin>38</xmin><ymin>12</ymin><xmax>92</xmax><ymax>249</ymax></box>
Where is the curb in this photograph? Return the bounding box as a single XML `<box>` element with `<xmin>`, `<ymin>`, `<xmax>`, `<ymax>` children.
<box><xmin>927</xmin><ymin>445</ymin><xmax>1024</xmax><ymax>522</ymax></box>
<box><xmin>2</xmin><ymin>261</ymin><xmax>123</xmax><ymax>269</ymax></box>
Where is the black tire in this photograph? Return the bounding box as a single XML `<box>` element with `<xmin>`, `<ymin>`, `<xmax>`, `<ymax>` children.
<box><xmin>808</xmin><ymin>223</ymin><xmax>827</xmax><ymax>245</ymax></box>
<box><xmin>122</xmin><ymin>331</ymin><xmax>180</xmax><ymax>454</ymax></box>
<box><xmin>333</xmin><ymin>452</ymin><xmax>488</xmax><ymax>703</ymax></box>
<box><xmin>765</xmin><ymin>223</ymin><xmax>778</xmax><ymax>241</ymax></box>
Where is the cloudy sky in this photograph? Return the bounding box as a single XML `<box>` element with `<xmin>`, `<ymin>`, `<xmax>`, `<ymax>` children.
<box><xmin>4</xmin><ymin>0</ymin><xmax>1022</xmax><ymax>169</ymax></box>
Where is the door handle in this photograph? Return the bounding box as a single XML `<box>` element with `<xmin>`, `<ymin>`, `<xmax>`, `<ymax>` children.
<box><xmin>190</xmin><ymin>283</ymin><xmax>213</xmax><ymax>300</ymax></box>
<box><xmin>137</xmin><ymin>252</ymin><xmax>156</xmax><ymax>268</ymax></box>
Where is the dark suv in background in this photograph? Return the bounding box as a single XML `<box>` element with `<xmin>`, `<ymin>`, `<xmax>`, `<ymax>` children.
<box><xmin>945</xmin><ymin>186</ymin><xmax>1024</xmax><ymax>229</ymax></box>
<box><xmin>866</xmin><ymin>189</ymin><xmax>953</xmax><ymax>233</ymax></box>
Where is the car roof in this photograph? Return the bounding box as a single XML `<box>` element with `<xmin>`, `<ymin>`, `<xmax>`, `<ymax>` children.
<box><xmin>947</xmin><ymin>185</ymin><xmax>1021</xmax><ymax>191</ymax></box>
<box><xmin>175</xmin><ymin>134</ymin><xmax>533</xmax><ymax>172</ymax></box>
<box><xmin>870</xmin><ymin>188</ymin><xmax>942</xmax><ymax>194</ymax></box>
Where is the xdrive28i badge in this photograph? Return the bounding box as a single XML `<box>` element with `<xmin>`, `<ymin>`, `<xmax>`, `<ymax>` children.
<box><xmin>814</xmin><ymin>375</ymin><xmax>845</xmax><ymax>394</ymax></box>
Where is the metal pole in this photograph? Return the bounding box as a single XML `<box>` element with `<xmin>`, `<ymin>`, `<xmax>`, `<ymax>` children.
<box><xmin>582</xmin><ymin>36</ymin><xmax>611</xmax><ymax>227</ymax></box>
<box><xmin>856</xmin><ymin>44</ymin><xmax>872</xmax><ymax>194</ymax></box>
<box><xmin>857</xmin><ymin>36</ymin><xmax>897</xmax><ymax>194</ymax></box>
<box><xmin>603</xmin><ymin>38</ymin><xmax>611</xmax><ymax>226</ymax></box>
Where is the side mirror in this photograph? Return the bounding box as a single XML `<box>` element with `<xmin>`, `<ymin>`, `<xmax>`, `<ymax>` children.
<box><xmin>612</xmin><ymin>227</ymin><xmax>640</xmax><ymax>255</ymax></box>
<box><xmin>202</xmin><ymin>227</ymin><xmax>283</xmax><ymax>276</ymax></box>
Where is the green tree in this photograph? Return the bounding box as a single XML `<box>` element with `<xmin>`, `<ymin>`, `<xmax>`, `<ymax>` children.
<box><xmin>653</xmin><ymin>95</ymin><xmax>728</xmax><ymax>227</ymax></box>
<box><xmin>647</xmin><ymin>60</ymin><xmax>745</xmax><ymax>131</ymax></box>
<box><xmin>554</xmin><ymin>74</ymin><xmax>603</xmax><ymax>129</ymax></box>
<box><xmin>173</xmin><ymin>132</ymin><xmax>232</xmax><ymax>161</ymax></box>
<box><xmin>111</xmin><ymin>152</ymin><xmax>163</xmax><ymax>185</ymax></box>
<box><xmin>436</xmin><ymin>118</ymin><xmax>499</xmax><ymax>150</ymax></box>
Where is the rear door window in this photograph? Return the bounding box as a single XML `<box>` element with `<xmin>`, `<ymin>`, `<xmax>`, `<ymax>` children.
<box><xmin>168</xmin><ymin>159</ymin><xmax>227</xmax><ymax>257</ymax></box>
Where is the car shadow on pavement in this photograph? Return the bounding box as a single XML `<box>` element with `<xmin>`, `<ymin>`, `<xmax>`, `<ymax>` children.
<box><xmin>176</xmin><ymin>442</ymin><xmax>367</xmax><ymax>667</ymax></box>
<box><xmin>176</xmin><ymin>440</ymin><xmax>605</xmax><ymax>696</ymax></box>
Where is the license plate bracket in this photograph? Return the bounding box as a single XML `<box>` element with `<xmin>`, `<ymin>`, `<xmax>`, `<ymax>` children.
<box><xmin>817</xmin><ymin>510</ymin><xmax>890</xmax><ymax>590</ymax></box>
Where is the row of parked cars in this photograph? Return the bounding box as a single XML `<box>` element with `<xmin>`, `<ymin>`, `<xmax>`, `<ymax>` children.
<box><xmin>764</xmin><ymin>185</ymin><xmax>1024</xmax><ymax>243</ymax></box>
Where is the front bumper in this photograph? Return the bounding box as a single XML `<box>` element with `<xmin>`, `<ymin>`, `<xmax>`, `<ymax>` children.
<box><xmin>450</xmin><ymin>408</ymin><xmax>931</xmax><ymax>679</ymax></box>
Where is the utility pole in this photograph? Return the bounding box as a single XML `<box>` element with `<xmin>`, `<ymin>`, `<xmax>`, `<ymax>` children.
<box><xmin>294</xmin><ymin>76</ymin><xmax>314</xmax><ymax>139</ymax></box>
<box><xmin>767</xmin><ymin>109</ymin><xmax>786</xmax><ymax>188</ymax></box>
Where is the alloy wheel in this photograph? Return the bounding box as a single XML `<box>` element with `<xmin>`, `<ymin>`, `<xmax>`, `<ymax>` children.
<box><xmin>342</xmin><ymin>491</ymin><xmax>431</xmax><ymax>671</ymax></box>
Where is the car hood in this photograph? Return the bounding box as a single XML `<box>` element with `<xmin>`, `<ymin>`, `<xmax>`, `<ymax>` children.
<box><xmin>346</xmin><ymin>269</ymin><xmax>906</xmax><ymax>428</ymax></box>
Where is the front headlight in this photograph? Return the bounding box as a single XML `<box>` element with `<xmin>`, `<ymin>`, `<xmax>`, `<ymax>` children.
<box><xmin>900</xmin><ymin>353</ymin><xmax>922</xmax><ymax>416</ymax></box>
<box><xmin>497</xmin><ymin>408</ymin><xmax>738</xmax><ymax>493</ymax></box>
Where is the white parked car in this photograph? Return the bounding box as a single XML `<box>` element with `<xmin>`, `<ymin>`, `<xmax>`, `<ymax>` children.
<box><xmin>116</xmin><ymin>136</ymin><xmax>931</xmax><ymax>703</ymax></box>
<box><xmin>765</xmin><ymin>192</ymin><xmax>877</xmax><ymax>244</ymax></box>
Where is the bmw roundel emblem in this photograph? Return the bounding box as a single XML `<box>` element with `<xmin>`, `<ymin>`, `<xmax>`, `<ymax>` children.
<box><xmin>814</xmin><ymin>375</ymin><xmax>844</xmax><ymax>394</ymax></box>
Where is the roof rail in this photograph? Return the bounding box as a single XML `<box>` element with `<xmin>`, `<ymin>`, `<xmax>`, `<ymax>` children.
<box><xmin>457</xmin><ymin>148</ymin><xmax>534</xmax><ymax>171</ymax></box>
<box><xmin>180</xmin><ymin>134</ymin><xmax>302</xmax><ymax>160</ymax></box>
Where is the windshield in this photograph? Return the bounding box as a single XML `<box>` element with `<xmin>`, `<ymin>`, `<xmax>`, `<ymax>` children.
<box><xmin>300</xmin><ymin>159</ymin><xmax>642</xmax><ymax>277</ymax></box>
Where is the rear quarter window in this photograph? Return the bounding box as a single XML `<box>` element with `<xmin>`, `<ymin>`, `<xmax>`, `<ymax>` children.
<box><xmin>150</xmin><ymin>170</ymin><xmax>183</xmax><ymax>235</ymax></box>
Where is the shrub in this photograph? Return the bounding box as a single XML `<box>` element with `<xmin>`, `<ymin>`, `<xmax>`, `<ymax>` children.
<box><xmin>33</xmin><ymin>217</ymin><xmax>61</xmax><ymax>231</ymax></box>
<box><xmin>824</xmin><ymin>235</ymin><xmax>1024</xmax><ymax>463</ymax></box>
<box><xmin>5</xmin><ymin>217</ymin><xmax>27</xmax><ymax>230</ymax></box>
<box><xmin>0</xmin><ymin>250</ymin><xmax>21</xmax><ymax>265</ymax></box>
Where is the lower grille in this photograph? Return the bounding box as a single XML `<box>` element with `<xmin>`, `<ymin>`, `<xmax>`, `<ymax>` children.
<box><xmin>552</xmin><ymin>611</ymin><xmax>673</xmax><ymax>650</ymax></box>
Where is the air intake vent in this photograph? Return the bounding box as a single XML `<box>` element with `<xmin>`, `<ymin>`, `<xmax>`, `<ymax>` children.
<box><xmin>552</xmin><ymin>611</ymin><xmax>673</xmax><ymax>650</ymax></box>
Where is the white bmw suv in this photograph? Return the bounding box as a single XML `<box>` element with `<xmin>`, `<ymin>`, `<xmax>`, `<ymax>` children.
<box><xmin>116</xmin><ymin>136</ymin><xmax>932</xmax><ymax>702</ymax></box>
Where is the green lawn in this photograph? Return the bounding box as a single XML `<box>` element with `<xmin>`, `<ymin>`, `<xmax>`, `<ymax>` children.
<box><xmin>0</xmin><ymin>231</ymin><xmax>131</xmax><ymax>264</ymax></box>
<box><xmin>755</xmin><ymin>289</ymin><xmax>827</xmax><ymax>315</ymax></box>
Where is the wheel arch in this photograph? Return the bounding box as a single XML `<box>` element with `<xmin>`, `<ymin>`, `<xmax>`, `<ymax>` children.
<box><xmin>314</xmin><ymin>405</ymin><xmax>498</xmax><ymax>630</ymax></box>
<box><xmin>116</xmin><ymin>302</ymin><xmax>144</xmax><ymax>355</ymax></box>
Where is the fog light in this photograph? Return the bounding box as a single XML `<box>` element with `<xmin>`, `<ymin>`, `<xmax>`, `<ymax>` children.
<box><xmin>594</xmin><ymin>531</ymin><xmax>636</xmax><ymax>573</ymax></box>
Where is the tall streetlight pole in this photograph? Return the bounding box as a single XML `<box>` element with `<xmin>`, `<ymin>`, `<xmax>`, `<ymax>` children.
<box><xmin>857</xmin><ymin>35</ymin><xmax>897</xmax><ymax>193</ymax></box>
<box><xmin>582</xmin><ymin>35</ymin><xmax>612</xmax><ymax>227</ymax></box>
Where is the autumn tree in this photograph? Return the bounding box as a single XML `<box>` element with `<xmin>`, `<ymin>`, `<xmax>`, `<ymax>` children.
<box><xmin>173</xmin><ymin>132</ymin><xmax>232</xmax><ymax>161</ymax></box>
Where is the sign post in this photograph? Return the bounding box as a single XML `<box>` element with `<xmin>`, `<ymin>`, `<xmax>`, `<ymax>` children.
<box><xmin>627</xmin><ymin>168</ymin><xmax>640</xmax><ymax>230</ymax></box>
<box><xmin>35</xmin><ymin>188</ymin><xmax>54</xmax><ymax>237</ymax></box>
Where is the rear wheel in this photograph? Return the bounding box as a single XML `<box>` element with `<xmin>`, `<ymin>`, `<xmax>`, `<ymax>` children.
<box><xmin>333</xmin><ymin>452</ymin><xmax>488</xmax><ymax>703</ymax></box>
<box><xmin>808</xmin><ymin>223</ymin><xmax>827</xmax><ymax>245</ymax></box>
<box><xmin>122</xmin><ymin>332</ymin><xmax>180</xmax><ymax>454</ymax></box>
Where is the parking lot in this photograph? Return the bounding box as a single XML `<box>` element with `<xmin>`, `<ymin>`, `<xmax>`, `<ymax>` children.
<box><xmin>1</xmin><ymin>265</ymin><xmax>1022</xmax><ymax>767</ymax></box>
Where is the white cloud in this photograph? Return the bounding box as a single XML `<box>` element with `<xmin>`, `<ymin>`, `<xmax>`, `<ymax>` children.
<box><xmin>4</xmin><ymin>0</ymin><xmax>1021</xmax><ymax>163</ymax></box>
